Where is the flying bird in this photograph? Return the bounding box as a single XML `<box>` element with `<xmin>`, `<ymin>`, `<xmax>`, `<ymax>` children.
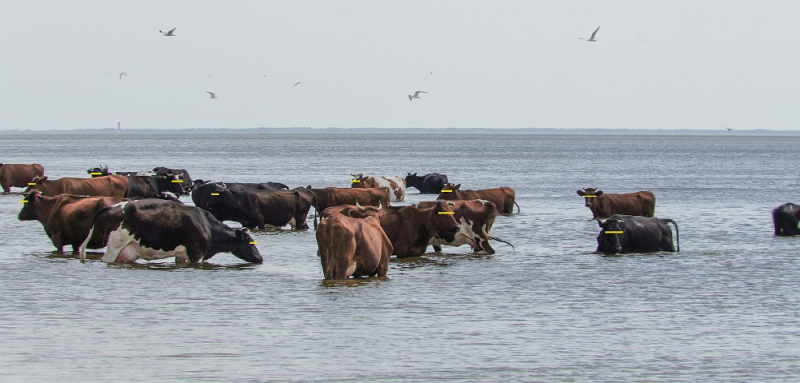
<box><xmin>207</xmin><ymin>92</ymin><xmax>217</xmax><ymax>99</ymax></box>
<box><xmin>580</xmin><ymin>26</ymin><xmax>600</xmax><ymax>42</ymax></box>
<box><xmin>408</xmin><ymin>91</ymin><xmax>427</xmax><ymax>101</ymax></box>
<box><xmin>119</xmin><ymin>72</ymin><xmax>127</xmax><ymax>79</ymax></box>
<box><xmin>293</xmin><ymin>81</ymin><xmax>303</xmax><ymax>87</ymax></box>
<box><xmin>160</xmin><ymin>27</ymin><xmax>176</xmax><ymax>36</ymax></box>
<box><xmin>724</xmin><ymin>127</ymin><xmax>733</xmax><ymax>131</ymax></box>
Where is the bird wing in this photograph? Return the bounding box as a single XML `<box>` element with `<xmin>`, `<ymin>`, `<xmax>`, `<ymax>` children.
<box><xmin>413</xmin><ymin>91</ymin><xmax>427</xmax><ymax>97</ymax></box>
<box><xmin>167</xmin><ymin>27</ymin><xmax>176</xmax><ymax>35</ymax></box>
<box><xmin>119</xmin><ymin>72</ymin><xmax>127</xmax><ymax>79</ymax></box>
<box><xmin>207</xmin><ymin>92</ymin><xmax>215</xmax><ymax>97</ymax></box>
<box><xmin>590</xmin><ymin>26</ymin><xmax>600</xmax><ymax>40</ymax></box>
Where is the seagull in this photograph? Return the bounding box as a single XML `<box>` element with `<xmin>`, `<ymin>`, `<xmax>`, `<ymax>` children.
<box><xmin>207</xmin><ymin>92</ymin><xmax>217</xmax><ymax>99</ymax></box>
<box><xmin>408</xmin><ymin>91</ymin><xmax>427</xmax><ymax>101</ymax></box>
<box><xmin>293</xmin><ymin>81</ymin><xmax>303</xmax><ymax>87</ymax></box>
<box><xmin>119</xmin><ymin>72</ymin><xmax>127</xmax><ymax>80</ymax></box>
<box><xmin>724</xmin><ymin>127</ymin><xmax>733</xmax><ymax>131</ymax></box>
<box><xmin>160</xmin><ymin>27</ymin><xmax>176</xmax><ymax>36</ymax></box>
<box><xmin>580</xmin><ymin>26</ymin><xmax>600</xmax><ymax>42</ymax></box>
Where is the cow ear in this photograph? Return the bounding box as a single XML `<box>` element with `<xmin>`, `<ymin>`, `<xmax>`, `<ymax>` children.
<box><xmin>42</xmin><ymin>176</ymin><xmax>48</xmax><ymax>181</ymax></box>
<box><xmin>454</xmin><ymin>184</ymin><xmax>461</xmax><ymax>190</ymax></box>
<box><xmin>596</xmin><ymin>190</ymin><xmax>604</xmax><ymax>196</ymax></box>
<box><xmin>413</xmin><ymin>172</ymin><xmax>417</xmax><ymax>176</ymax></box>
<box><xmin>577</xmin><ymin>190</ymin><xmax>585</xmax><ymax>196</ymax></box>
<box><xmin>0</xmin><ymin>163</ymin><xmax>4</xmax><ymax>167</ymax></box>
<box><xmin>598</xmin><ymin>219</ymin><xmax>604</xmax><ymax>228</ymax></box>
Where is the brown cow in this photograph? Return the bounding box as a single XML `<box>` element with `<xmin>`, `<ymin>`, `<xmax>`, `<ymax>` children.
<box><xmin>436</xmin><ymin>183</ymin><xmax>519</xmax><ymax>215</ymax></box>
<box><xmin>18</xmin><ymin>190</ymin><xmax>128</xmax><ymax>252</ymax></box>
<box><xmin>326</xmin><ymin>201</ymin><xmax>460</xmax><ymax>258</ymax></box>
<box><xmin>299</xmin><ymin>186</ymin><xmax>391</xmax><ymax>228</ymax></box>
<box><xmin>415</xmin><ymin>199</ymin><xmax>513</xmax><ymax>254</ymax></box>
<box><xmin>576</xmin><ymin>188</ymin><xmax>656</xmax><ymax>219</ymax></box>
<box><xmin>349</xmin><ymin>173</ymin><xmax>406</xmax><ymax>202</ymax></box>
<box><xmin>0</xmin><ymin>163</ymin><xmax>44</xmax><ymax>193</ymax></box>
<box><xmin>24</xmin><ymin>175</ymin><xmax>128</xmax><ymax>197</ymax></box>
<box><xmin>316</xmin><ymin>209</ymin><xmax>392</xmax><ymax>279</ymax></box>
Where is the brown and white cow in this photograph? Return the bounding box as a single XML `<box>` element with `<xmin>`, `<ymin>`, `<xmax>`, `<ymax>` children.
<box><xmin>0</xmin><ymin>163</ymin><xmax>44</xmax><ymax>193</ymax></box>
<box><xmin>415</xmin><ymin>199</ymin><xmax>513</xmax><ymax>254</ymax></box>
<box><xmin>24</xmin><ymin>175</ymin><xmax>128</xmax><ymax>198</ymax></box>
<box><xmin>436</xmin><ymin>183</ymin><xmax>519</xmax><ymax>215</ymax></box>
<box><xmin>576</xmin><ymin>188</ymin><xmax>655</xmax><ymax>219</ymax></box>
<box><xmin>316</xmin><ymin>208</ymin><xmax>392</xmax><ymax>279</ymax></box>
<box><xmin>326</xmin><ymin>201</ymin><xmax>460</xmax><ymax>258</ymax></box>
<box><xmin>299</xmin><ymin>186</ymin><xmax>391</xmax><ymax>228</ymax></box>
<box><xmin>17</xmin><ymin>190</ymin><xmax>128</xmax><ymax>252</ymax></box>
<box><xmin>350</xmin><ymin>173</ymin><xmax>406</xmax><ymax>202</ymax></box>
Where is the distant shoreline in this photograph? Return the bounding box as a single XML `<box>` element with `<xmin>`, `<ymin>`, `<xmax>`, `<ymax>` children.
<box><xmin>0</xmin><ymin>127</ymin><xmax>798</xmax><ymax>136</ymax></box>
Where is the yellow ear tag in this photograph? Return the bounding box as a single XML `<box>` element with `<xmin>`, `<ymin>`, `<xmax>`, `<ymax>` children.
<box><xmin>351</xmin><ymin>180</ymin><xmax>360</xmax><ymax>183</ymax></box>
<box><xmin>89</xmin><ymin>172</ymin><xmax>103</xmax><ymax>175</ymax></box>
<box><xmin>171</xmin><ymin>179</ymin><xmax>183</xmax><ymax>183</ymax></box>
<box><xmin>438</xmin><ymin>211</ymin><xmax>455</xmax><ymax>215</ymax></box>
<box><xmin>441</xmin><ymin>189</ymin><xmax>452</xmax><ymax>192</ymax></box>
<box><xmin>249</xmin><ymin>241</ymin><xmax>258</xmax><ymax>245</ymax></box>
<box><xmin>583</xmin><ymin>195</ymin><xmax>597</xmax><ymax>198</ymax></box>
<box><xmin>27</xmin><ymin>182</ymin><xmax>37</xmax><ymax>186</ymax></box>
<box><xmin>604</xmin><ymin>231</ymin><xmax>623</xmax><ymax>234</ymax></box>
<box><xmin>21</xmin><ymin>200</ymin><xmax>28</xmax><ymax>203</ymax></box>
<box><xmin>210</xmin><ymin>192</ymin><xmax>220</xmax><ymax>196</ymax></box>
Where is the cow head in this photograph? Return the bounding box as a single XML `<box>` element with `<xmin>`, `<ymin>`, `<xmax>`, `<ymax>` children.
<box><xmin>432</xmin><ymin>201</ymin><xmax>460</xmax><ymax>240</ymax></box>
<box><xmin>405</xmin><ymin>172</ymin><xmax>422</xmax><ymax>187</ymax></box>
<box><xmin>87</xmin><ymin>165</ymin><xmax>111</xmax><ymax>177</ymax></box>
<box><xmin>163</xmin><ymin>173</ymin><xmax>186</xmax><ymax>194</ymax></box>
<box><xmin>350</xmin><ymin>173</ymin><xmax>366</xmax><ymax>188</ymax></box>
<box><xmin>24</xmin><ymin>175</ymin><xmax>47</xmax><ymax>192</ymax></box>
<box><xmin>577</xmin><ymin>188</ymin><xmax>603</xmax><ymax>208</ymax></box>
<box><xmin>597</xmin><ymin>216</ymin><xmax>624</xmax><ymax>253</ymax></box>
<box><xmin>438</xmin><ymin>183</ymin><xmax>462</xmax><ymax>200</ymax></box>
<box><xmin>17</xmin><ymin>190</ymin><xmax>41</xmax><ymax>221</ymax></box>
<box><xmin>230</xmin><ymin>228</ymin><xmax>263</xmax><ymax>264</ymax></box>
<box><xmin>347</xmin><ymin>201</ymin><xmax>387</xmax><ymax>220</ymax></box>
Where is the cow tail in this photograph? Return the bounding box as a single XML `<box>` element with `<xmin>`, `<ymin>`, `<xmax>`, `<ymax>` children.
<box><xmin>79</xmin><ymin>215</ymin><xmax>99</xmax><ymax>263</ymax></box>
<box><xmin>514</xmin><ymin>201</ymin><xmax>521</xmax><ymax>214</ymax></box>
<box><xmin>312</xmin><ymin>194</ymin><xmax>318</xmax><ymax>230</ymax></box>
<box><xmin>663</xmin><ymin>219</ymin><xmax>680</xmax><ymax>252</ymax></box>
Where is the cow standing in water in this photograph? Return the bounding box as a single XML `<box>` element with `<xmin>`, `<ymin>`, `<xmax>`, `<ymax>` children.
<box><xmin>436</xmin><ymin>183</ymin><xmax>519</xmax><ymax>215</ymax></box>
<box><xmin>772</xmin><ymin>203</ymin><xmax>800</xmax><ymax>236</ymax></box>
<box><xmin>405</xmin><ymin>172</ymin><xmax>449</xmax><ymax>194</ymax></box>
<box><xmin>0</xmin><ymin>163</ymin><xmax>44</xmax><ymax>193</ymax></box>
<box><xmin>350</xmin><ymin>173</ymin><xmax>406</xmax><ymax>202</ymax></box>
<box><xmin>316</xmin><ymin>206</ymin><xmax>392</xmax><ymax>280</ymax></box>
<box><xmin>25</xmin><ymin>175</ymin><xmax>128</xmax><ymax>198</ymax></box>
<box><xmin>596</xmin><ymin>214</ymin><xmax>679</xmax><ymax>254</ymax></box>
<box><xmin>415</xmin><ymin>200</ymin><xmax>514</xmax><ymax>254</ymax></box>
<box><xmin>577</xmin><ymin>188</ymin><xmax>655</xmax><ymax>219</ymax></box>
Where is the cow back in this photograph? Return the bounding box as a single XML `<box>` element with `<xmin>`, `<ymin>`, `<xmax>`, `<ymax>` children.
<box><xmin>595</xmin><ymin>191</ymin><xmax>655</xmax><ymax>218</ymax></box>
<box><xmin>1</xmin><ymin>163</ymin><xmax>44</xmax><ymax>191</ymax></box>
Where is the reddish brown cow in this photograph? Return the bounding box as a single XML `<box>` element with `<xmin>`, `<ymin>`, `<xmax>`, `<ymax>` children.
<box><xmin>316</xmin><ymin>209</ymin><xmax>392</xmax><ymax>279</ymax></box>
<box><xmin>436</xmin><ymin>183</ymin><xmax>519</xmax><ymax>215</ymax></box>
<box><xmin>24</xmin><ymin>175</ymin><xmax>128</xmax><ymax>197</ymax></box>
<box><xmin>416</xmin><ymin>199</ymin><xmax>513</xmax><ymax>254</ymax></box>
<box><xmin>300</xmin><ymin>186</ymin><xmax>391</xmax><ymax>228</ymax></box>
<box><xmin>349</xmin><ymin>173</ymin><xmax>406</xmax><ymax>202</ymax></box>
<box><xmin>327</xmin><ymin>201</ymin><xmax>460</xmax><ymax>258</ymax></box>
<box><xmin>576</xmin><ymin>188</ymin><xmax>655</xmax><ymax>219</ymax></box>
<box><xmin>18</xmin><ymin>190</ymin><xmax>128</xmax><ymax>252</ymax></box>
<box><xmin>0</xmin><ymin>163</ymin><xmax>44</xmax><ymax>193</ymax></box>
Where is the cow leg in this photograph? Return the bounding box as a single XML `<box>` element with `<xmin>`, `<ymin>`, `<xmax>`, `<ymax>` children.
<box><xmin>433</xmin><ymin>245</ymin><xmax>442</xmax><ymax>253</ymax></box>
<box><xmin>294</xmin><ymin>213</ymin><xmax>309</xmax><ymax>230</ymax></box>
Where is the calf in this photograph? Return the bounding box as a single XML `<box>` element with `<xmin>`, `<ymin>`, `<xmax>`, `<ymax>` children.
<box><xmin>316</xmin><ymin>209</ymin><xmax>392</xmax><ymax>279</ymax></box>
<box><xmin>577</xmin><ymin>188</ymin><xmax>655</xmax><ymax>219</ymax></box>
<box><xmin>350</xmin><ymin>173</ymin><xmax>406</xmax><ymax>202</ymax></box>
<box><xmin>773</xmin><ymin>203</ymin><xmax>800</xmax><ymax>236</ymax></box>
<box><xmin>597</xmin><ymin>214</ymin><xmax>679</xmax><ymax>254</ymax></box>
<box><xmin>18</xmin><ymin>190</ymin><xmax>127</xmax><ymax>252</ymax></box>
<box><xmin>80</xmin><ymin>199</ymin><xmax>262</xmax><ymax>264</ymax></box>
<box><xmin>437</xmin><ymin>183</ymin><xmax>519</xmax><ymax>215</ymax></box>
<box><xmin>1</xmin><ymin>163</ymin><xmax>44</xmax><ymax>193</ymax></box>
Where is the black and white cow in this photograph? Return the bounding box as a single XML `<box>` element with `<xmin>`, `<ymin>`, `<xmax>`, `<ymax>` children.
<box><xmin>772</xmin><ymin>203</ymin><xmax>800</xmax><ymax>236</ymax></box>
<box><xmin>79</xmin><ymin>199</ymin><xmax>262</xmax><ymax>264</ymax></box>
<box><xmin>404</xmin><ymin>172</ymin><xmax>449</xmax><ymax>194</ymax></box>
<box><xmin>596</xmin><ymin>214</ymin><xmax>680</xmax><ymax>254</ymax></box>
<box><xmin>152</xmin><ymin>167</ymin><xmax>193</xmax><ymax>193</ymax></box>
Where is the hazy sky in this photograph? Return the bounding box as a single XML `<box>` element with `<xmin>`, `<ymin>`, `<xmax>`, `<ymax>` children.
<box><xmin>2</xmin><ymin>1</ymin><xmax>799</xmax><ymax>130</ymax></box>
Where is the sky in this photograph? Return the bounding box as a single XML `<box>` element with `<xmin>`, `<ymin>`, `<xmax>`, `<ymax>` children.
<box><xmin>1</xmin><ymin>1</ymin><xmax>799</xmax><ymax>130</ymax></box>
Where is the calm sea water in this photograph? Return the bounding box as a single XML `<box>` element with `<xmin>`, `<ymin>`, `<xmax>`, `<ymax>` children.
<box><xmin>1</xmin><ymin>131</ymin><xmax>799</xmax><ymax>382</ymax></box>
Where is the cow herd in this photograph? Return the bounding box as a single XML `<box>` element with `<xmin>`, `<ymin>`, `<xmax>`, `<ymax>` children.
<box><xmin>2</xmin><ymin>161</ymin><xmax>797</xmax><ymax>280</ymax></box>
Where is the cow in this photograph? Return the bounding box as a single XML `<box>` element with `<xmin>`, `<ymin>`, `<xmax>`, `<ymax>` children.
<box><xmin>152</xmin><ymin>167</ymin><xmax>193</xmax><ymax>193</ymax></box>
<box><xmin>316</xmin><ymin>208</ymin><xmax>392</xmax><ymax>279</ymax></box>
<box><xmin>17</xmin><ymin>190</ymin><xmax>128</xmax><ymax>252</ymax></box>
<box><xmin>195</xmin><ymin>183</ymin><xmax>312</xmax><ymax>229</ymax></box>
<box><xmin>323</xmin><ymin>201</ymin><xmax>460</xmax><ymax>258</ymax></box>
<box><xmin>577</xmin><ymin>188</ymin><xmax>655</xmax><ymax>219</ymax></box>
<box><xmin>596</xmin><ymin>214</ymin><xmax>679</xmax><ymax>254</ymax></box>
<box><xmin>86</xmin><ymin>165</ymin><xmax>155</xmax><ymax>178</ymax></box>
<box><xmin>0</xmin><ymin>163</ymin><xmax>44</xmax><ymax>193</ymax></box>
<box><xmin>437</xmin><ymin>183</ymin><xmax>519</xmax><ymax>215</ymax></box>
<box><xmin>415</xmin><ymin>199</ymin><xmax>514</xmax><ymax>254</ymax></box>
<box><xmin>772</xmin><ymin>203</ymin><xmax>800</xmax><ymax>236</ymax></box>
<box><xmin>79</xmin><ymin>199</ymin><xmax>262</xmax><ymax>264</ymax></box>
<box><xmin>25</xmin><ymin>175</ymin><xmax>128</xmax><ymax>198</ymax></box>
<box><xmin>125</xmin><ymin>174</ymin><xmax>185</xmax><ymax>199</ymax></box>
<box><xmin>192</xmin><ymin>179</ymin><xmax>289</xmax><ymax>194</ymax></box>
<box><xmin>405</xmin><ymin>172</ymin><xmax>449</xmax><ymax>194</ymax></box>
<box><xmin>350</xmin><ymin>173</ymin><xmax>406</xmax><ymax>202</ymax></box>
<box><xmin>298</xmin><ymin>186</ymin><xmax>391</xmax><ymax>228</ymax></box>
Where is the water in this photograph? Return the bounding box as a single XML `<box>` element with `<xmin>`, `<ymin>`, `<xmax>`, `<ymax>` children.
<box><xmin>1</xmin><ymin>131</ymin><xmax>799</xmax><ymax>382</ymax></box>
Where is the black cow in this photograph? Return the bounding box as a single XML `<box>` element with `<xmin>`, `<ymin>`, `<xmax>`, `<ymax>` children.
<box><xmin>87</xmin><ymin>165</ymin><xmax>155</xmax><ymax>178</ymax></box>
<box><xmin>125</xmin><ymin>174</ymin><xmax>185</xmax><ymax>199</ymax></box>
<box><xmin>192</xmin><ymin>181</ymin><xmax>290</xmax><ymax>211</ymax></box>
<box><xmin>152</xmin><ymin>167</ymin><xmax>193</xmax><ymax>193</ymax></box>
<box><xmin>597</xmin><ymin>214</ymin><xmax>680</xmax><ymax>254</ymax></box>
<box><xmin>773</xmin><ymin>203</ymin><xmax>800</xmax><ymax>236</ymax></box>
<box><xmin>404</xmin><ymin>172</ymin><xmax>449</xmax><ymax>194</ymax></box>
<box><xmin>194</xmin><ymin>182</ymin><xmax>312</xmax><ymax>229</ymax></box>
<box><xmin>79</xmin><ymin>199</ymin><xmax>262</xmax><ymax>264</ymax></box>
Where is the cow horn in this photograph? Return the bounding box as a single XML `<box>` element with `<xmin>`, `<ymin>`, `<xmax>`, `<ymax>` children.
<box><xmin>482</xmin><ymin>225</ymin><xmax>515</xmax><ymax>253</ymax></box>
<box><xmin>356</xmin><ymin>201</ymin><xmax>365</xmax><ymax>211</ymax></box>
<box><xmin>378</xmin><ymin>201</ymin><xmax>383</xmax><ymax>210</ymax></box>
<box><xmin>446</xmin><ymin>201</ymin><xmax>456</xmax><ymax>206</ymax></box>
